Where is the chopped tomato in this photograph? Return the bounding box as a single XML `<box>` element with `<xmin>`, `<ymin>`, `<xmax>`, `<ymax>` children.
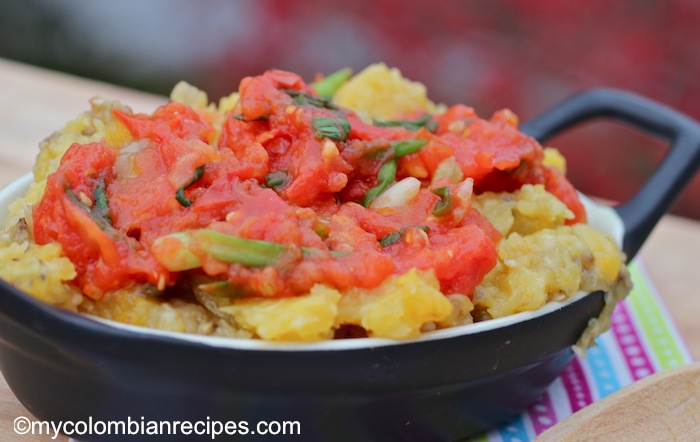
<box><xmin>33</xmin><ymin>142</ymin><xmax>168</xmax><ymax>298</ymax></box>
<box><xmin>217</xmin><ymin>115</ymin><xmax>270</xmax><ymax>181</ymax></box>
<box><xmin>108</xmin><ymin>134</ymin><xmax>220</xmax><ymax>237</ymax></box>
<box><xmin>114</xmin><ymin>101</ymin><xmax>215</xmax><ymax>143</ymax></box>
<box><xmin>388</xmin><ymin>224</ymin><xmax>498</xmax><ymax>295</ymax></box>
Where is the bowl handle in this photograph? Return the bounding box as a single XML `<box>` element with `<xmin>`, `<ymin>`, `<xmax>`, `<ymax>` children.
<box><xmin>520</xmin><ymin>88</ymin><xmax>700</xmax><ymax>260</ymax></box>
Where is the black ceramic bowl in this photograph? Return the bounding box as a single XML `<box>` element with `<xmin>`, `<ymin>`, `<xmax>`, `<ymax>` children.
<box><xmin>1</xmin><ymin>89</ymin><xmax>699</xmax><ymax>442</ymax></box>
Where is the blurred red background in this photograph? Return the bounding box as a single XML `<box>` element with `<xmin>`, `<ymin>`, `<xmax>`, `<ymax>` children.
<box><xmin>1</xmin><ymin>0</ymin><xmax>699</xmax><ymax>218</ymax></box>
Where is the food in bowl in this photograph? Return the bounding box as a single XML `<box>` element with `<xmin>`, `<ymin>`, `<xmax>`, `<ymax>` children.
<box><xmin>0</xmin><ymin>64</ymin><xmax>629</xmax><ymax>342</ymax></box>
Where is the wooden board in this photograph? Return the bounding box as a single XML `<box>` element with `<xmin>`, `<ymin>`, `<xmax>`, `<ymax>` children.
<box><xmin>537</xmin><ymin>362</ymin><xmax>700</xmax><ymax>440</ymax></box>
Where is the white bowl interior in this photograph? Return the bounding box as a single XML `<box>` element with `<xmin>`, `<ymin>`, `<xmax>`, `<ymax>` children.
<box><xmin>0</xmin><ymin>173</ymin><xmax>625</xmax><ymax>351</ymax></box>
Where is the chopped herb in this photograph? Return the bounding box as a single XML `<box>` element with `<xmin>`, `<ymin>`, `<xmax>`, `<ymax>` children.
<box><xmin>176</xmin><ymin>165</ymin><xmax>206</xmax><ymax>207</ymax></box>
<box><xmin>175</xmin><ymin>190</ymin><xmax>190</xmax><ymax>207</ymax></box>
<box><xmin>377</xmin><ymin>159</ymin><xmax>398</xmax><ymax>183</ymax></box>
<box><xmin>153</xmin><ymin>229</ymin><xmax>343</xmax><ymax>271</ymax></box>
<box><xmin>378</xmin><ymin>225</ymin><xmax>430</xmax><ymax>248</ymax></box>
<box><xmin>358</xmin><ymin>139</ymin><xmax>425</xmax><ymax>206</ymax></box>
<box><xmin>360</xmin><ymin>159</ymin><xmax>397</xmax><ymax>207</ymax></box>
<box><xmin>232</xmin><ymin>114</ymin><xmax>268</xmax><ymax>122</ymax></box>
<box><xmin>431</xmin><ymin>186</ymin><xmax>453</xmax><ymax>216</ymax></box>
<box><xmin>92</xmin><ymin>178</ymin><xmax>111</xmax><ymax>223</ymax></box>
<box><xmin>379</xmin><ymin>231</ymin><xmax>402</xmax><ymax>247</ymax></box>
<box><xmin>311</xmin><ymin>68</ymin><xmax>352</xmax><ymax>97</ymax></box>
<box><xmin>374</xmin><ymin>114</ymin><xmax>437</xmax><ymax>131</ymax></box>
<box><xmin>65</xmin><ymin>185</ymin><xmax>112</xmax><ymax>230</ymax></box>
<box><xmin>284</xmin><ymin>89</ymin><xmax>338</xmax><ymax>110</ymax></box>
<box><xmin>312</xmin><ymin>117</ymin><xmax>351</xmax><ymax>141</ymax></box>
<box><xmin>265</xmin><ymin>170</ymin><xmax>289</xmax><ymax>188</ymax></box>
<box><xmin>363</xmin><ymin>138</ymin><xmax>428</xmax><ymax>161</ymax></box>
<box><xmin>391</xmin><ymin>139</ymin><xmax>428</xmax><ymax>158</ymax></box>
<box><xmin>199</xmin><ymin>230</ymin><xmax>287</xmax><ymax>268</ymax></box>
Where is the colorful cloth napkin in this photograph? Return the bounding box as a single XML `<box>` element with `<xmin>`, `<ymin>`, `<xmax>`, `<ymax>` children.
<box><xmin>470</xmin><ymin>258</ymin><xmax>692</xmax><ymax>441</ymax></box>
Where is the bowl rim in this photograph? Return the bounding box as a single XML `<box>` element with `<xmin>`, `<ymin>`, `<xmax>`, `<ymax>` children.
<box><xmin>0</xmin><ymin>173</ymin><xmax>625</xmax><ymax>352</ymax></box>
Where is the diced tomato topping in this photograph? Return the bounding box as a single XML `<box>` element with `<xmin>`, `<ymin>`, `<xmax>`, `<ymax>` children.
<box><xmin>33</xmin><ymin>142</ymin><xmax>168</xmax><ymax>298</ymax></box>
<box><xmin>33</xmin><ymin>69</ymin><xmax>587</xmax><ymax>299</ymax></box>
<box><xmin>114</xmin><ymin>101</ymin><xmax>214</xmax><ymax>143</ymax></box>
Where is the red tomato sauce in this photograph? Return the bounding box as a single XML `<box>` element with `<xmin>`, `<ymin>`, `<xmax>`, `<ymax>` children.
<box><xmin>33</xmin><ymin>69</ymin><xmax>586</xmax><ymax>300</ymax></box>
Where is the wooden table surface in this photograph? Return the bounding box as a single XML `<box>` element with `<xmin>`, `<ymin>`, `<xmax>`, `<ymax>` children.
<box><xmin>1</xmin><ymin>58</ymin><xmax>699</xmax><ymax>441</ymax></box>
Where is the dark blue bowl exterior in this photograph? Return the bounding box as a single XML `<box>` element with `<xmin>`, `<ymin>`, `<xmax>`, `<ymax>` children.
<box><xmin>14</xmin><ymin>87</ymin><xmax>698</xmax><ymax>440</ymax></box>
<box><xmin>0</xmin><ymin>279</ymin><xmax>605</xmax><ymax>441</ymax></box>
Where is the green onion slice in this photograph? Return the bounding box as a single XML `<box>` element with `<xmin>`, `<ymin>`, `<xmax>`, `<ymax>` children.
<box><xmin>378</xmin><ymin>225</ymin><xmax>430</xmax><ymax>248</ymax></box>
<box><xmin>312</xmin><ymin>117</ymin><xmax>351</xmax><ymax>141</ymax></box>
<box><xmin>364</xmin><ymin>138</ymin><xmax>428</xmax><ymax>161</ymax></box>
<box><xmin>311</xmin><ymin>68</ymin><xmax>352</xmax><ymax>98</ymax></box>
<box><xmin>92</xmin><ymin>178</ymin><xmax>111</xmax><ymax>223</ymax></box>
<box><xmin>264</xmin><ymin>170</ymin><xmax>289</xmax><ymax>188</ymax></box>
<box><xmin>232</xmin><ymin>114</ymin><xmax>268</xmax><ymax>122</ymax></box>
<box><xmin>374</xmin><ymin>114</ymin><xmax>437</xmax><ymax>131</ymax></box>
<box><xmin>284</xmin><ymin>89</ymin><xmax>338</xmax><ymax>110</ymax></box>
<box><xmin>391</xmin><ymin>139</ymin><xmax>428</xmax><ymax>158</ymax></box>
<box><xmin>65</xmin><ymin>184</ymin><xmax>113</xmax><ymax>230</ymax></box>
<box><xmin>379</xmin><ymin>231</ymin><xmax>402</xmax><ymax>248</ymax></box>
<box><xmin>431</xmin><ymin>186</ymin><xmax>453</xmax><ymax>216</ymax></box>
<box><xmin>360</xmin><ymin>159</ymin><xmax>397</xmax><ymax>207</ymax></box>
<box><xmin>152</xmin><ymin>229</ymin><xmax>345</xmax><ymax>272</ymax></box>
<box><xmin>176</xmin><ymin>165</ymin><xmax>206</xmax><ymax>207</ymax></box>
<box><xmin>359</xmin><ymin>139</ymin><xmax>426</xmax><ymax>207</ymax></box>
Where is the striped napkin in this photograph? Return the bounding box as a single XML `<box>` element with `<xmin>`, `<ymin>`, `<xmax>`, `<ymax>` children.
<box><xmin>472</xmin><ymin>259</ymin><xmax>692</xmax><ymax>441</ymax></box>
